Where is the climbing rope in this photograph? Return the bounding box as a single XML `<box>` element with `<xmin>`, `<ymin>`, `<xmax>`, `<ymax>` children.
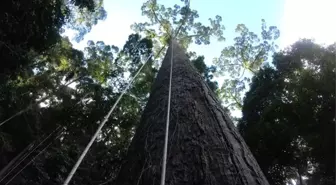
<box><xmin>62</xmin><ymin>45</ymin><xmax>167</xmax><ymax>185</ymax></box>
<box><xmin>159</xmin><ymin>1</ymin><xmax>191</xmax><ymax>184</ymax></box>
<box><xmin>63</xmin><ymin>1</ymin><xmax>191</xmax><ymax>184</ymax></box>
<box><xmin>160</xmin><ymin>39</ymin><xmax>174</xmax><ymax>185</ymax></box>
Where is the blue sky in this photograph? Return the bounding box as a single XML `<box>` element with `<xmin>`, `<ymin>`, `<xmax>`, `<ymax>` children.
<box><xmin>69</xmin><ymin>0</ymin><xmax>284</xmax><ymax>62</ymax></box>
<box><xmin>65</xmin><ymin>0</ymin><xmax>336</xmax><ymax>118</ymax></box>
<box><xmin>68</xmin><ymin>0</ymin><xmax>336</xmax><ymax>59</ymax></box>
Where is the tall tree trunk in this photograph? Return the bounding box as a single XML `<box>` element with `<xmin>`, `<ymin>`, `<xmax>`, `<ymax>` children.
<box><xmin>115</xmin><ymin>40</ymin><xmax>269</xmax><ymax>185</ymax></box>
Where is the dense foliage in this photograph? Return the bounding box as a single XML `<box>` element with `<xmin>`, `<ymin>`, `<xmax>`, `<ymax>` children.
<box><xmin>0</xmin><ymin>0</ymin><xmax>334</xmax><ymax>184</ymax></box>
<box><xmin>214</xmin><ymin>20</ymin><xmax>280</xmax><ymax>111</ymax></box>
<box><xmin>239</xmin><ymin>40</ymin><xmax>335</xmax><ymax>185</ymax></box>
<box><xmin>0</xmin><ymin>1</ymin><xmax>219</xmax><ymax>184</ymax></box>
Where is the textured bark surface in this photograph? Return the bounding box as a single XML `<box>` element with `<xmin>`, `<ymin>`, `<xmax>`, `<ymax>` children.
<box><xmin>115</xmin><ymin>40</ymin><xmax>269</xmax><ymax>185</ymax></box>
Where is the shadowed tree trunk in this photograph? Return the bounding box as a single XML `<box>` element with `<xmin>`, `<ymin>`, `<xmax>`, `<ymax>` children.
<box><xmin>115</xmin><ymin>40</ymin><xmax>269</xmax><ymax>185</ymax></box>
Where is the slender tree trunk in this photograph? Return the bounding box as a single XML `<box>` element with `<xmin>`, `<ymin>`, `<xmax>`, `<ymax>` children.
<box><xmin>0</xmin><ymin>142</ymin><xmax>34</xmax><ymax>179</ymax></box>
<box><xmin>115</xmin><ymin>40</ymin><xmax>269</xmax><ymax>185</ymax></box>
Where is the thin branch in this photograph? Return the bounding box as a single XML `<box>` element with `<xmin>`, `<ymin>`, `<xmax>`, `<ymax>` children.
<box><xmin>4</xmin><ymin>143</ymin><xmax>52</xmax><ymax>185</ymax></box>
<box><xmin>0</xmin><ymin>141</ymin><xmax>35</xmax><ymax>179</ymax></box>
<box><xmin>0</xmin><ymin>108</ymin><xmax>30</xmax><ymax>127</ymax></box>
<box><xmin>239</xmin><ymin>67</ymin><xmax>246</xmax><ymax>79</ymax></box>
<box><xmin>246</xmin><ymin>66</ymin><xmax>257</xmax><ymax>74</ymax></box>
<box><xmin>231</xmin><ymin>94</ymin><xmax>243</xmax><ymax>109</ymax></box>
<box><xmin>97</xmin><ymin>177</ymin><xmax>115</xmax><ymax>185</ymax></box>
<box><xmin>0</xmin><ymin>41</ymin><xmax>18</xmax><ymax>55</ymax></box>
<box><xmin>0</xmin><ymin>126</ymin><xmax>62</xmax><ymax>184</ymax></box>
<box><xmin>150</xmin><ymin>2</ymin><xmax>164</xmax><ymax>29</ymax></box>
<box><xmin>180</xmin><ymin>34</ymin><xmax>202</xmax><ymax>40</ymax></box>
<box><xmin>240</xmin><ymin>49</ymin><xmax>258</xmax><ymax>75</ymax></box>
<box><xmin>174</xmin><ymin>0</ymin><xmax>191</xmax><ymax>38</ymax></box>
<box><xmin>3</xmin><ymin>131</ymin><xmax>62</xmax><ymax>185</ymax></box>
<box><xmin>0</xmin><ymin>77</ymin><xmax>81</xmax><ymax>127</ymax></box>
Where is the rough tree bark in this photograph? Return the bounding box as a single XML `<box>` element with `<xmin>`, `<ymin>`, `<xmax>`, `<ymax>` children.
<box><xmin>115</xmin><ymin>40</ymin><xmax>269</xmax><ymax>185</ymax></box>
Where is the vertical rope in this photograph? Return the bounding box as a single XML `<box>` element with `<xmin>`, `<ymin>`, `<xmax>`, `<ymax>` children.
<box><xmin>160</xmin><ymin>40</ymin><xmax>174</xmax><ymax>185</ymax></box>
<box><xmin>159</xmin><ymin>1</ymin><xmax>191</xmax><ymax>183</ymax></box>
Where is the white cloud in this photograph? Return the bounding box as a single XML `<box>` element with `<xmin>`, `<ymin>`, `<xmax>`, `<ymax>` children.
<box><xmin>280</xmin><ymin>0</ymin><xmax>336</xmax><ymax>48</ymax></box>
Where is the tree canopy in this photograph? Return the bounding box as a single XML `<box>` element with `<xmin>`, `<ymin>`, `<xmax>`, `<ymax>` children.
<box><xmin>0</xmin><ymin>0</ymin><xmax>334</xmax><ymax>185</ymax></box>
<box><xmin>214</xmin><ymin>20</ymin><xmax>280</xmax><ymax>111</ymax></box>
<box><xmin>238</xmin><ymin>39</ymin><xmax>335</xmax><ymax>185</ymax></box>
<box><xmin>0</xmin><ymin>1</ymin><xmax>223</xmax><ymax>183</ymax></box>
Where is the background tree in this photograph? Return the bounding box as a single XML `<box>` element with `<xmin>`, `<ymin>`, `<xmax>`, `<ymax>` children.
<box><xmin>0</xmin><ymin>0</ymin><xmax>106</xmax><ymax>81</ymax></box>
<box><xmin>238</xmin><ymin>39</ymin><xmax>335</xmax><ymax>185</ymax></box>
<box><xmin>0</xmin><ymin>32</ymin><xmax>155</xmax><ymax>184</ymax></box>
<box><xmin>132</xmin><ymin>0</ymin><xmax>225</xmax><ymax>63</ymax></box>
<box><xmin>1</xmin><ymin>0</ymin><xmax>332</xmax><ymax>185</ymax></box>
<box><xmin>191</xmin><ymin>55</ymin><xmax>218</xmax><ymax>92</ymax></box>
<box><xmin>214</xmin><ymin>20</ymin><xmax>280</xmax><ymax>111</ymax></box>
<box><xmin>0</xmin><ymin>0</ymin><xmax>226</xmax><ymax>185</ymax></box>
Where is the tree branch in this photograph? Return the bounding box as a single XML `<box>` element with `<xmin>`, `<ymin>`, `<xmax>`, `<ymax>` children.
<box><xmin>174</xmin><ymin>0</ymin><xmax>191</xmax><ymax>38</ymax></box>
<box><xmin>181</xmin><ymin>34</ymin><xmax>202</xmax><ymax>39</ymax></box>
<box><xmin>0</xmin><ymin>77</ymin><xmax>82</xmax><ymax>127</ymax></box>
<box><xmin>229</xmin><ymin>93</ymin><xmax>243</xmax><ymax>109</ymax></box>
<box><xmin>150</xmin><ymin>3</ymin><xmax>164</xmax><ymax>30</ymax></box>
